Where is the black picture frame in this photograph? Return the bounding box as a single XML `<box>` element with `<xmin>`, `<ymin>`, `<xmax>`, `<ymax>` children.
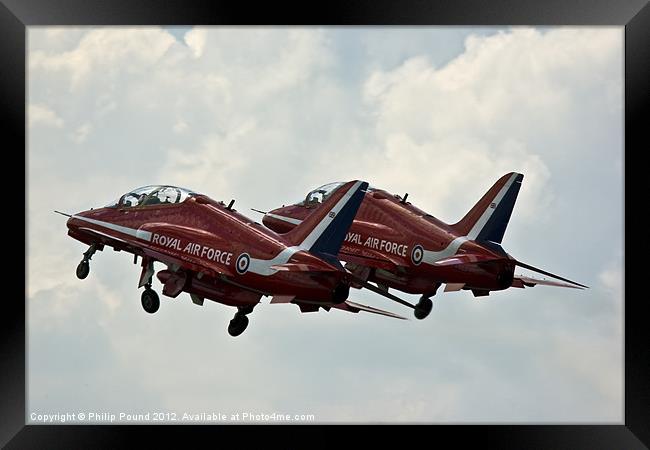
<box><xmin>5</xmin><ymin>0</ymin><xmax>647</xmax><ymax>447</ymax></box>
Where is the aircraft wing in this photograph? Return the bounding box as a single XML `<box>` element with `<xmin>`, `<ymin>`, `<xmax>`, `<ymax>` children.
<box><xmin>269</xmin><ymin>263</ymin><xmax>338</xmax><ymax>273</ymax></box>
<box><xmin>291</xmin><ymin>299</ymin><xmax>408</xmax><ymax>319</ymax></box>
<box><xmin>512</xmin><ymin>275</ymin><xmax>584</xmax><ymax>289</ymax></box>
<box><xmin>332</xmin><ymin>300</ymin><xmax>408</xmax><ymax>320</ymax></box>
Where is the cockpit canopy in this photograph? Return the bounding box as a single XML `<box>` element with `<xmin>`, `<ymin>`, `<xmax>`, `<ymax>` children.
<box><xmin>106</xmin><ymin>185</ymin><xmax>198</xmax><ymax>208</ymax></box>
<box><xmin>300</xmin><ymin>182</ymin><xmax>345</xmax><ymax>206</ymax></box>
<box><xmin>298</xmin><ymin>181</ymin><xmax>378</xmax><ymax>207</ymax></box>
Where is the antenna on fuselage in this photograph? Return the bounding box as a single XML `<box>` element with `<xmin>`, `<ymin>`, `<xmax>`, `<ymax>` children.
<box><xmin>226</xmin><ymin>199</ymin><xmax>235</xmax><ymax>210</ymax></box>
<box><xmin>400</xmin><ymin>193</ymin><xmax>409</xmax><ymax>204</ymax></box>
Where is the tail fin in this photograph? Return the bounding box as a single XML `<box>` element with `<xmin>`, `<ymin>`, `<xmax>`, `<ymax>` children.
<box><xmin>283</xmin><ymin>180</ymin><xmax>368</xmax><ymax>257</ymax></box>
<box><xmin>451</xmin><ymin>172</ymin><xmax>524</xmax><ymax>244</ymax></box>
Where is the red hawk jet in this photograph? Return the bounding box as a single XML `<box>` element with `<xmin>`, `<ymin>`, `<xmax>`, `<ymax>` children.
<box><xmin>57</xmin><ymin>180</ymin><xmax>410</xmax><ymax>337</ymax></box>
<box><xmin>261</xmin><ymin>173</ymin><xmax>587</xmax><ymax>319</ymax></box>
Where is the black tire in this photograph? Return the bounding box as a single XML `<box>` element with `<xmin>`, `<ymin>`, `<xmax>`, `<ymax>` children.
<box><xmin>414</xmin><ymin>297</ymin><xmax>433</xmax><ymax>320</ymax></box>
<box><xmin>141</xmin><ymin>289</ymin><xmax>160</xmax><ymax>314</ymax></box>
<box><xmin>228</xmin><ymin>314</ymin><xmax>249</xmax><ymax>337</ymax></box>
<box><xmin>76</xmin><ymin>261</ymin><xmax>90</xmax><ymax>279</ymax></box>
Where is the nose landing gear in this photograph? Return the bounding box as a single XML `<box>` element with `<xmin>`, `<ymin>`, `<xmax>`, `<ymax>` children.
<box><xmin>76</xmin><ymin>244</ymin><xmax>98</xmax><ymax>280</ymax></box>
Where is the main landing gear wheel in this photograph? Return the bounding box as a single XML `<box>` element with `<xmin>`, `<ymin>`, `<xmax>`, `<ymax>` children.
<box><xmin>228</xmin><ymin>313</ymin><xmax>249</xmax><ymax>337</ymax></box>
<box><xmin>76</xmin><ymin>261</ymin><xmax>90</xmax><ymax>279</ymax></box>
<box><xmin>141</xmin><ymin>288</ymin><xmax>160</xmax><ymax>314</ymax></box>
<box><xmin>414</xmin><ymin>297</ymin><xmax>433</xmax><ymax>320</ymax></box>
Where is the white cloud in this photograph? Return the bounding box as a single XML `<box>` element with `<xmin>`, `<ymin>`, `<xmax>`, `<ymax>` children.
<box><xmin>29</xmin><ymin>104</ymin><xmax>64</xmax><ymax>128</ymax></box>
<box><xmin>360</xmin><ymin>27</ymin><xmax>621</xmax><ymax>223</ymax></box>
<box><xmin>159</xmin><ymin>125</ymin><xmax>254</xmax><ymax>192</ymax></box>
<box><xmin>172</xmin><ymin>118</ymin><xmax>189</xmax><ymax>134</ymax></box>
<box><xmin>30</xmin><ymin>28</ymin><xmax>176</xmax><ymax>89</ymax></box>
<box><xmin>71</xmin><ymin>122</ymin><xmax>93</xmax><ymax>143</ymax></box>
<box><xmin>184</xmin><ymin>28</ymin><xmax>206</xmax><ymax>58</ymax></box>
<box><xmin>599</xmin><ymin>263</ymin><xmax>623</xmax><ymax>296</ymax></box>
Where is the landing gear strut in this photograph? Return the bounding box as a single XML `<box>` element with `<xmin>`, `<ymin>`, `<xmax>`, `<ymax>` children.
<box><xmin>228</xmin><ymin>305</ymin><xmax>254</xmax><ymax>337</ymax></box>
<box><xmin>141</xmin><ymin>283</ymin><xmax>160</xmax><ymax>314</ymax></box>
<box><xmin>76</xmin><ymin>244</ymin><xmax>97</xmax><ymax>280</ymax></box>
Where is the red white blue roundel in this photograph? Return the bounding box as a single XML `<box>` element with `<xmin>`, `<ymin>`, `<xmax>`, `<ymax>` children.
<box><xmin>411</xmin><ymin>245</ymin><xmax>424</xmax><ymax>265</ymax></box>
<box><xmin>236</xmin><ymin>253</ymin><xmax>251</xmax><ymax>274</ymax></box>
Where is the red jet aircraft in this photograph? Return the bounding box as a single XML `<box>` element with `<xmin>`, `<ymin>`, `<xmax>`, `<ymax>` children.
<box><xmin>261</xmin><ymin>173</ymin><xmax>587</xmax><ymax>319</ymax></box>
<box><xmin>57</xmin><ymin>180</ymin><xmax>410</xmax><ymax>337</ymax></box>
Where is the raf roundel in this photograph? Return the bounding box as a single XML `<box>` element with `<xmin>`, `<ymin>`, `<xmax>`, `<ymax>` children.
<box><xmin>411</xmin><ymin>244</ymin><xmax>424</xmax><ymax>266</ymax></box>
<box><xmin>236</xmin><ymin>253</ymin><xmax>251</xmax><ymax>274</ymax></box>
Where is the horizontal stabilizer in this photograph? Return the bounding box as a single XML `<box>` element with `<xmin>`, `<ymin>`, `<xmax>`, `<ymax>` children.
<box><xmin>514</xmin><ymin>260</ymin><xmax>587</xmax><ymax>289</ymax></box>
<box><xmin>332</xmin><ymin>300</ymin><xmax>408</xmax><ymax>320</ymax></box>
<box><xmin>512</xmin><ymin>275</ymin><xmax>584</xmax><ymax>289</ymax></box>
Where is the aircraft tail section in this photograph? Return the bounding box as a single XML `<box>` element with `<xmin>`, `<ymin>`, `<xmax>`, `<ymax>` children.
<box><xmin>283</xmin><ymin>180</ymin><xmax>368</xmax><ymax>259</ymax></box>
<box><xmin>451</xmin><ymin>172</ymin><xmax>523</xmax><ymax>244</ymax></box>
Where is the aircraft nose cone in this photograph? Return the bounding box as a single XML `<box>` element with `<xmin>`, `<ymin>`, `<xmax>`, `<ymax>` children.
<box><xmin>261</xmin><ymin>208</ymin><xmax>280</xmax><ymax>228</ymax></box>
<box><xmin>65</xmin><ymin>210</ymin><xmax>89</xmax><ymax>231</ymax></box>
<box><xmin>66</xmin><ymin>215</ymin><xmax>81</xmax><ymax>231</ymax></box>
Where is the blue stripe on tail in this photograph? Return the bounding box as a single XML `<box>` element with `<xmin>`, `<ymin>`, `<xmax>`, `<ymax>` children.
<box><xmin>475</xmin><ymin>173</ymin><xmax>523</xmax><ymax>244</ymax></box>
<box><xmin>308</xmin><ymin>182</ymin><xmax>368</xmax><ymax>259</ymax></box>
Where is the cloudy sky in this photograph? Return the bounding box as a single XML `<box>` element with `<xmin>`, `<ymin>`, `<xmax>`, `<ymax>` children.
<box><xmin>27</xmin><ymin>26</ymin><xmax>623</xmax><ymax>423</ymax></box>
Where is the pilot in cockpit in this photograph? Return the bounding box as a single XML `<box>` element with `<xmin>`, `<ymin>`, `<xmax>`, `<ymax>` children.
<box><xmin>143</xmin><ymin>193</ymin><xmax>162</xmax><ymax>206</ymax></box>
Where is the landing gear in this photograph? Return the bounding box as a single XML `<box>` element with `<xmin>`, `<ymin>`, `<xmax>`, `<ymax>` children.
<box><xmin>228</xmin><ymin>305</ymin><xmax>254</xmax><ymax>337</ymax></box>
<box><xmin>228</xmin><ymin>313</ymin><xmax>249</xmax><ymax>337</ymax></box>
<box><xmin>141</xmin><ymin>285</ymin><xmax>160</xmax><ymax>314</ymax></box>
<box><xmin>76</xmin><ymin>261</ymin><xmax>90</xmax><ymax>279</ymax></box>
<box><xmin>414</xmin><ymin>296</ymin><xmax>433</xmax><ymax>320</ymax></box>
<box><xmin>76</xmin><ymin>244</ymin><xmax>98</xmax><ymax>280</ymax></box>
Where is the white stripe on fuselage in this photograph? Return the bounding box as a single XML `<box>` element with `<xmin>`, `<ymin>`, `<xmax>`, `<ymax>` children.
<box><xmin>249</xmin><ymin>246</ymin><xmax>301</xmax><ymax>276</ymax></box>
<box><xmin>73</xmin><ymin>213</ymin><xmax>301</xmax><ymax>277</ymax></box>
<box><xmin>72</xmin><ymin>215</ymin><xmax>152</xmax><ymax>241</ymax></box>
<box><xmin>422</xmin><ymin>236</ymin><xmax>470</xmax><ymax>265</ymax></box>
<box><xmin>266</xmin><ymin>213</ymin><xmax>303</xmax><ymax>225</ymax></box>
